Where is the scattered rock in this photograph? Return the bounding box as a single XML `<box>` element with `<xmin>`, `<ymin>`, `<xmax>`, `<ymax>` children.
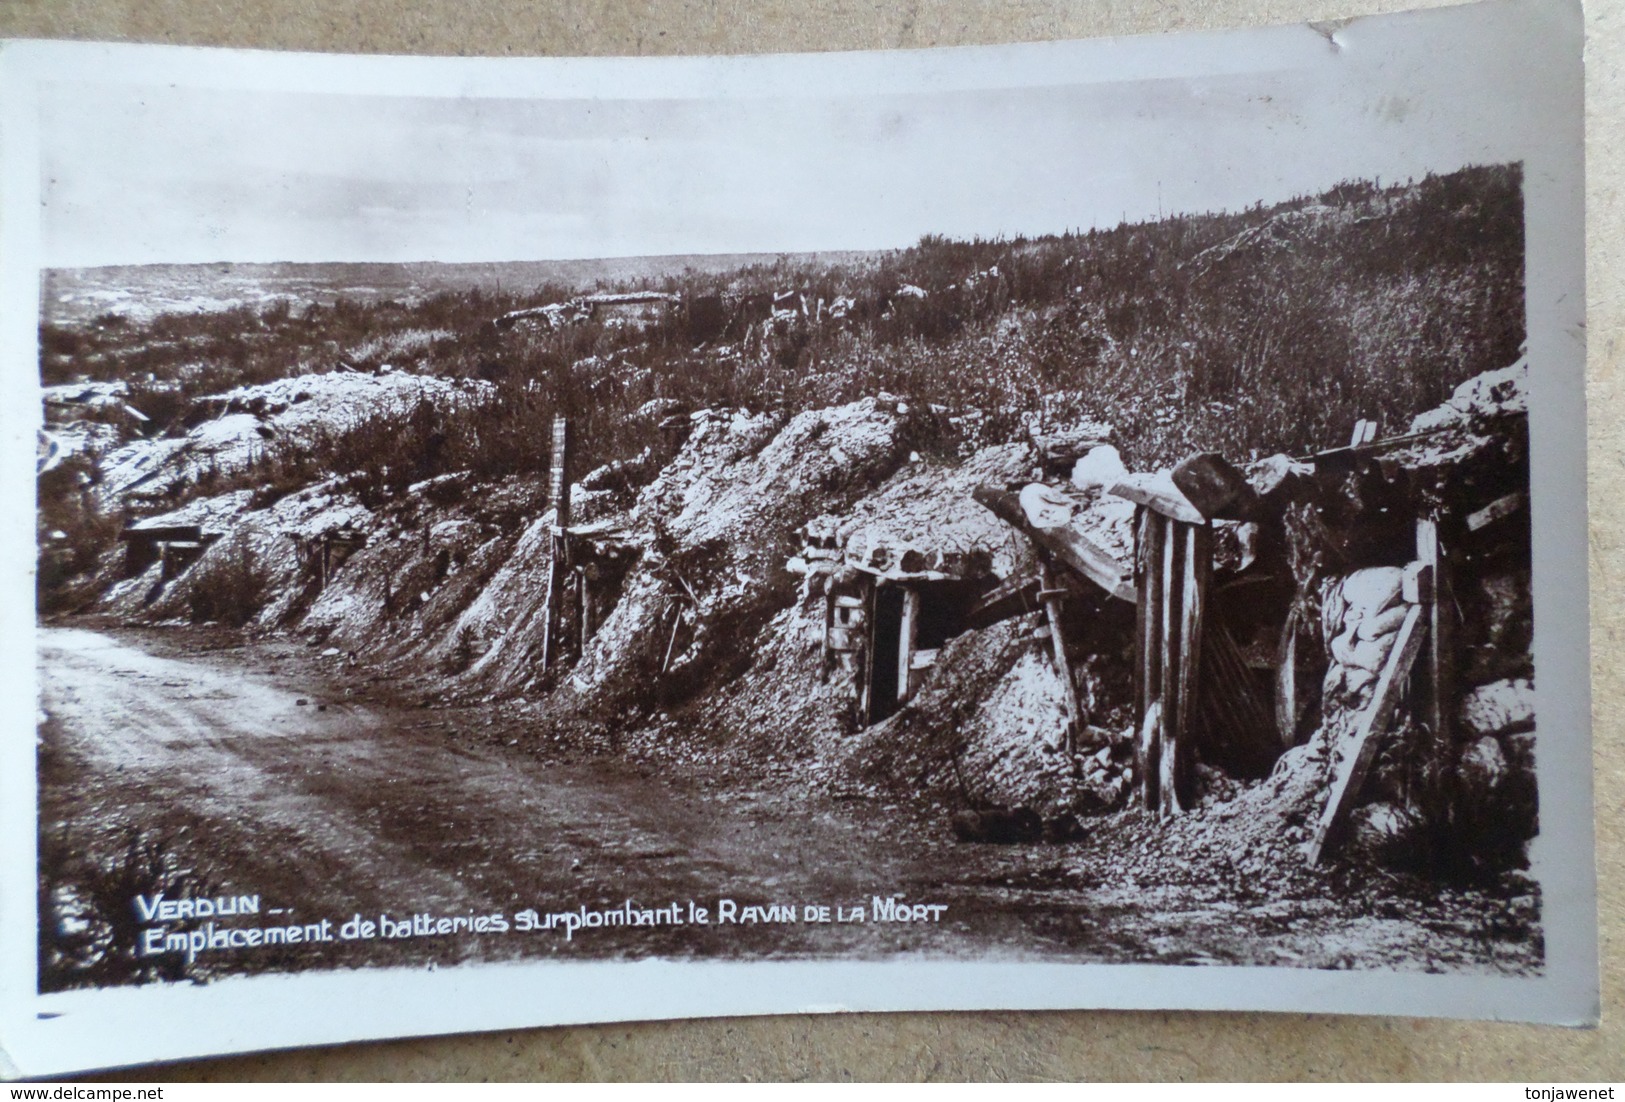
<box><xmin>951</xmin><ymin>806</ymin><xmax>1043</xmax><ymax>844</ymax></box>
<box><xmin>1346</xmin><ymin>801</ymin><xmax>1424</xmax><ymax>867</ymax></box>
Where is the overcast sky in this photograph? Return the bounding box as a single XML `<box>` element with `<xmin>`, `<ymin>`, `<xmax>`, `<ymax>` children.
<box><xmin>33</xmin><ymin>2</ymin><xmax>1564</xmax><ymax>267</ymax></box>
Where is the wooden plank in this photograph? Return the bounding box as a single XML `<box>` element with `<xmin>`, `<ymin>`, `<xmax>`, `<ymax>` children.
<box><xmin>1039</xmin><ymin>560</ymin><xmax>1084</xmax><ymax>755</ymax></box>
<box><xmin>1416</xmin><ymin>516</ymin><xmax>1455</xmax><ymax>750</ymax></box>
<box><xmin>1274</xmin><ymin>609</ymin><xmax>1302</xmax><ymax>750</ymax></box>
<box><xmin>898</xmin><ymin>586</ymin><xmax>921</xmax><ymax>704</ymax></box>
<box><xmin>1466</xmin><ymin>491</ymin><xmax>1525</xmax><ymax>532</ymax></box>
<box><xmin>972</xmin><ymin>485</ymin><xmax>1135</xmax><ymax>602</ymax></box>
<box><xmin>1306</xmin><ymin>602</ymin><xmax>1428</xmax><ymax>865</ymax></box>
<box><xmin>547</xmin><ymin>415</ymin><xmax>573</xmax><ymax>529</ymax></box>
<box><xmin>1135</xmin><ymin>507</ymin><xmax>1163</xmax><ymax>811</ymax></box>
<box><xmin>1157</xmin><ymin>515</ymin><xmax>1183</xmax><ymax>817</ymax></box>
<box><xmin>1106</xmin><ymin>473</ymin><xmax>1206</xmax><ymax>525</ymax></box>
<box><xmin>859</xmin><ymin>584</ymin><xmax>876</xmax><ymax>725</ymax></box>
<box><xmin>1305</xmin><ymin>426</ymin><xmax>1448</xmax><ymax>471</ymax></box>
<box><xmin>965</xmin><ymin>571</ymin><xmax>1039</xmax><ymax>628</ymax></box>
<box><xmin>578</xmin><ymin>568</ymin><xmax>594</xmax><ymax>651</ymax></box>
<box><xmin>1165</xmin><ymin>520</ymin><xmax>1209</xmax><ymax>815</ymax></box>
<box><xmin>1402</xmin><ymin>561</ymin><xmax>1434</xmax><ymax>605</ymax></box>
<box><xmin>821</xmin><ymin>593</ymin><xmax>836</xmax><ymax>672</ymax></box>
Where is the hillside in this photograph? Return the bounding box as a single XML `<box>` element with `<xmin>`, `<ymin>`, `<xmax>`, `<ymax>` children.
<box><xmin>34</xmin><ymin>163</ymin><xmax>1542</xmax><ymax>986</ymax></box>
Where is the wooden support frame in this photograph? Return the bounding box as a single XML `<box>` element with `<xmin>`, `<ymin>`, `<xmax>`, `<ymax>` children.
<box><xmin>966</xmin><ymin>570</ymin><xmax>1040</xmax><ymax>629</ymax></box>
<box><xmin>1133</xmin><ymin>504</ymin><xmax>1212</xmax><ymax>817</ymax></box>
<box><xmin>1109</xmin><ymin>475</ymin><xmax>1205</xmax><ymax>525</ymax></box>
<box><xmin>1306</xmin><ymin>599</ymin><xmax>1427</xmax><ymax>865</ymax></box>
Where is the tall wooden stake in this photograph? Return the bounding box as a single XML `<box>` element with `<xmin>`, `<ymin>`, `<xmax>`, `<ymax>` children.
<box><xmin>540</xmin><ymin>415</ymin><xmax>573</xmax><ymax>669</ymax></box>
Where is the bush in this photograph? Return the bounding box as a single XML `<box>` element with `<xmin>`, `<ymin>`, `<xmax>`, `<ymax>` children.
<box><xmin>185</xmin><ymin>535</ymin><xmax>271</xmax><ymax>627</ymax></box>
<box><xmin>42</xmin><ymin>163</ymin><xmax>1525</xmax><ymax>512</ymax></box>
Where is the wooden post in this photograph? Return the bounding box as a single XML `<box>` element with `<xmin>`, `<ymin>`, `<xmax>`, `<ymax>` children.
<box><xmin>821</xmin><ymin>592</ymin><xmax>836</xmax><ymax>677</ymax></box>
<box><xmin>858</xmin><ymin>583</ymin><xmax>876</xmax><ymax>725</ymax></box>
<box><xmin>1307</xmin><ymin>599</ymin><xmax>1428</xmax><ymax>865</ymax></box>
<box><xmin>897</xmin><ymin>586</ymin><xmax>920</xmax><ymax>705</ymax></box>
<box><xmin>972</xmin><ymin>485</ymin><xmax>1137</xmax><ymax>602</ymax></box>
<box><xmin>1132</xmin><ymin>504</ymin><xmax>1212</xmax><ymax>818</ymax></box>
<box><xmin>540</xmin><ymin>415</ymin><xmax>573</xmax><ymax>669</ymax></box>
<box><xmin>1134</xmin><ymin>507</ymin><xmax>1164</xmax><ymax>811</ymax></box>
<box><xmin>577</xmin><ymin>567</ymin><xmax>594</xmax><ymax>653</ymax></box>
<box><xmin>1274</xmin><ymin>610</ymin><xmax>1301</xmax><ymax>750</ymax></box>
<box><xmin>1157</xmin><ymin>515</ymin><xmax>1183</xmax><ymax>817</ymax></box>
<box><xmin>1415</xmin><ymin>516</ymin><xmax>1452</xmax><ymax>745</ymax></box>
<box><xmin>1169</xmin><ymin>521</ymin><xmax>1210</xmax><ymax>810</ymax></box>
<box><xmin>1038</xmin><ymin>559</ymin><xmax>1084</xmax><ymax>755</ymax></box>
<box><xmin>1466</xmin><ymin>492</ymin><xmax>1524</xmax><ymax>532</ymax></box>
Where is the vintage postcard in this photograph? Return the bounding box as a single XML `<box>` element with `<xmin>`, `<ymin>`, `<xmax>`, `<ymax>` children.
<box><xmin>0</xmin><ymin>0</ymin><xmax>1593</xmax><ymax>1077</ymax></box>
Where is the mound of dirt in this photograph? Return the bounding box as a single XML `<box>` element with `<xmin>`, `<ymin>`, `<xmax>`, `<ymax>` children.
<box><xmin>559</xmin><ymin>398</ymin><xmax>918</xmax><ymax>715</ymax></box>
<box><xmin>95</xmin><ymin>370</ymin><xmax>491</xmax><ymax>502</ymax></box>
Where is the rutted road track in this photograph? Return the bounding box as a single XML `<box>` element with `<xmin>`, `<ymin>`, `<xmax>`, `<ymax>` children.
<box><xmin>36</xmin><ymin>626</ymin><xmax>1077</xmax><ymax>977</ymax></box>
<box><xmin>38</xmin><ymin>626</ymin><xmax>1532</xmax><ymax>984</ymax></box>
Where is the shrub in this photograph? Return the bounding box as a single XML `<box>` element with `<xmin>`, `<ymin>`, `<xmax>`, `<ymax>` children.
<box><xmin>185</xmin><ymin>535</ymin><xmax>271</xmax><ymax>627</ymax></box>
<box><xmin>42</xmin><ymin>163</ymin><xmax>1525</xmax><ymax>513</ymax></box>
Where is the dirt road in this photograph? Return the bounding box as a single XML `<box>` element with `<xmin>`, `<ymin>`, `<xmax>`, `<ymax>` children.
<box><xmin>37</xmin><ymin>625</ymin><xmax>1537</xmax><ymax>987</ymax></box>
<box><xmin>37</xmin><ymin>625</ymin><xmax>1088</xmax><ymax>981</ymax></box>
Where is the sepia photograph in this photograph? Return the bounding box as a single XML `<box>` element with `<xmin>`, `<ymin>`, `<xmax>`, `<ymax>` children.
<box><xmin>0</xmin><ymin>0</ymin><xmax>1594</xmax><ymax>1075</ymax></box>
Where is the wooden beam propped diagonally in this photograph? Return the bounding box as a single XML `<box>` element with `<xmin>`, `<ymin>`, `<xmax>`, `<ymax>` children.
<box><xmin>972</xmin><ymin>484</ymin><xmax>1135</xmax><ymax>602</ymax></box>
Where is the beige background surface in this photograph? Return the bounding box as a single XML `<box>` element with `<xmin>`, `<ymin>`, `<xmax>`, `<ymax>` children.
<box><xmin>1</xmin><ymin>0</ymin><xmax>1618</xmax><ymax>1082</ymax></box>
